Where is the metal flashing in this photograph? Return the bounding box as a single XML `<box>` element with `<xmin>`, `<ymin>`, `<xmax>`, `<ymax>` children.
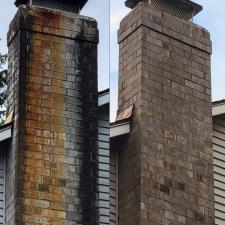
<box><xmin>116</xmin><ymin>105</ymin><xmax>133</xmax><ymax>122</ymax></box>
<box><xmin>125</xmin><ymin>0</ymin><xmax>202</xmax><ymax>20</ymax></box>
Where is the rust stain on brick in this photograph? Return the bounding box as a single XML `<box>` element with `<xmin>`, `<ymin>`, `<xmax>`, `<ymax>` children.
<box><xmin>7</xmin><ymin>5</ymin><xmax>98</xmax><ymax>224</ymax></box>
<box><xmin>21</xmin><ymin>12</ymin><xmax>66</xmax><ymax>224</ymax></box>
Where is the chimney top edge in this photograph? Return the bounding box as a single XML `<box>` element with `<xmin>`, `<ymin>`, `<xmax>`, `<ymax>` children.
<box><xmin>125</xmin><ymin>0</ymin><xmax>203</xmax><ymax>20</ymax></box>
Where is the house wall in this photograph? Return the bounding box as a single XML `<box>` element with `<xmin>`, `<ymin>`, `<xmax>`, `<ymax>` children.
<box><xmin>0</xmin><ymin>144</ymin><xmax>5</xmax><ymax>225</ymax></box>
<box><xmin>98</xmin><ymin>104</ymin><xmax>110</xmax><ymax>225</ymax></box>
<box><xmin>7</xmin><ymin>6</ymin><xmax>98</xmax><ymax>225</ymax></box>
<box><xmin>117</xmin><ymin>2</ymin><xmax>214</xmax><ymax>225</ymax></box>
<box><xmin>109</xmin><ymin>147</ymin><xmax>117</xmax><ymax>225</ymax></box>
<box><xmin>213</xmin><ymin>115</ymin><xmax>225</xmax><ymax>225</ymax></box>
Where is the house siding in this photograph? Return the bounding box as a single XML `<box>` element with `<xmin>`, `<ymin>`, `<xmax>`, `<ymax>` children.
<box><xmin>109</xmin><ymin>149</ymin><xmax>117</xmax><ymax>225</ymax></box>
<box><xmin>98</xmin><ymin>105</ymin><xmax>110</xmax><ymax>225</ymax></box>
<box><xmin>213</xmin><ymin>115</ymin><xmax>225</xmax><ymax>225</ymax></box>
<box><xmin>0</xmin><ymin>143</ymin><xmax>6</xmax><ymax>225</ymax></box>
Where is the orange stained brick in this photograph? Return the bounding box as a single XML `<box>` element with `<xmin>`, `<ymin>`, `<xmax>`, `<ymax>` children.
<box><xmin>51</xmin><ymin>93</ymin><xmax>65</xmax><ymax>103</ymax></box>
<box><xmin>52</xmin><ymin>79</ymin><xmax>64</xmax><ymax>88</ymax></box>
<box><xmin>26</xmin><ymin>143</ymin><xmax>42</xmax><ymax>151</ymax></box>
<box><xmin>28</xmin><ymin>90</ymin><xmax>51</xmax><ymax>100</ymax></box>
<box><xmin>52</xmin><ymin>154</ymin><xmax>65</xmax><ymax>163</ymax></box>
<box><xmin>44</xmin><ymin>86</ymin><xmax>64</xmax><ymax>95</ymax></box>
<box><xmin>51</xmin><ymin>139</ymin><xmax>64</xmax><ymax>148</ymax></box>
<box><xmin>52</xmin><ymin>51</ymin><xmax>65</xmax><ymax>61</ymax></box>
<box><xmin>26</xmin><ymin>135</ymin><xmax>45</xmax><ymax>145</ymax></box>
<box><xmin>51</xmin><ymin>170</ymin><xmax>65</xmax><ymax>179</ymax></box>
<box><xmin>31</xmin><ymin>39</ymin><xmax>42</xmax><ymax>47</ymax></box>
<box><xmin>50</xmin><ymin>124</ymin><xmax>64</xmax><ymax>133</ymax></box>
<box><xmin>51</xmin><ymin>186</ymin><xmax>66</xmax><ymax>195</ymax></box>
<box><xmin>27</xmin><ymin>67</ymin><xmax>43</xmax><ymax>76</ymax></box>
<box><xmin>43</xmin><ymin>115</ymin><xmax>64</xmax><ymax>124</ymax></box>
<box><xmin>25</xmin><ymin>150</ymin><xmax>42</xmax><ymax>159</ymax></box>
<box><xmin>43</xmin><ymin>176</ymin><xmax>54</xmax><ymax>185</ymax></box>
<box><xmin>24</xmin><ymin>166</ymin><xmax>51</xmax><ymax>176</ymax></box>
<box><xmin>42</xmin><ymin>146</ymin><xmax>63</xmax><ymax>155</ymax></box>
<box><xmin>42</xmin><ymin>192</ymin><xmax>65</xmax><ymax>202</ymax></box>
<box><xmin>22</xmin><ymin>215</ymin><xmax>49</xmax><ymax>224</ymax></box>
<box><xmin>27</xmin><ymin>82</ymin><xmax>43</xmax><ymax>91</ymax></box>
<box><xmin>26</xmin><ymin>127</ymin><xmax>42</xmax><ymax>136</ymax></box>
<box><xmin>42</xmin><ymin>101</ymin><xmax>65</xmax><ymax>110</ymax></box>
<box><xmin>50</xmin><ymin>202</ymin><xmax>67</xmax><ymax>211</ymax></box>
<box><xmin>53</xmin><ymin>132</ymin><xmax>66</xmax><ymax>140</ymax></box>
<box><xmin>23</xmin><ymin>206</ymin><xmax>43</xmax><ymax>216</ymax></box>
<box><xmin>22</xmin><ymin>192</ymin><xmax>43</xmax><ymax>201</ymax></box>
<box><xmin>24</xmin><ymin>158</ymin><xmax>43</xmax><ymax>168</ymax></box>
<box><xmin>43</xmin><ymin>115</ymin><xmax>59</xmax><ymax>124</ymax></box>
<box><xmin>43</xmin><ymin>130</ymin><xmax>53</xmax><ymax>138</ymax></box>
<box><xmin>24</xmin><ymin>198</ymin><xmax>50</xmax><ymax>208</ymax></box>
<box><xmin>43</xmin><ymin>161</ymin><xmax>58</xmax><ymax>169</ymax></box>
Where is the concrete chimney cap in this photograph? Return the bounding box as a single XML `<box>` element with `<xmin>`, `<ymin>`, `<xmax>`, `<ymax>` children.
<box><xmin>15</xmin><ymin>0</ymin><xmax>88</xmax><ymax>11</ymax></box>
<box><xmin>125</xmin><ymin>0</ymin><xmax>203</xmax><ymax>19</ymax></box>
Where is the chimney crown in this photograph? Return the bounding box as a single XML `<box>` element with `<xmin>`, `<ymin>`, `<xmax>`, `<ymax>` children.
<box><xmin>125</xmin><ymin>0</ymin><xmax>202</xmax><ymax>20</ymax></box>
<box><xmin>15</xmin><ymin>0</ymin><xmax>88</xmax><ymax>14</ymax></box>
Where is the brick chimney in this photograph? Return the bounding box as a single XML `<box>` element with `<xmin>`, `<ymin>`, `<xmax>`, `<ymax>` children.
<box><xmin>6</xmin><ymin>3</ymin><xmax>98</xmax><ymax>225</ymax></box>
<box><xmin>117</xmin><ymin>0</ymin><xmax>214</xmax><ymax>224</ymax></box>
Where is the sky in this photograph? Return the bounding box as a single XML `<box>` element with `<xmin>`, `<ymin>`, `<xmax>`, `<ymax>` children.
<box><xmin>110</xmin><ymin>0</ymin><xmax>225</xmax><ymax>121</ymax></box>
<box><xmin>0</xmin><ymin>0</ymin><xmax>109</xmax><ymax>92</ymax></box>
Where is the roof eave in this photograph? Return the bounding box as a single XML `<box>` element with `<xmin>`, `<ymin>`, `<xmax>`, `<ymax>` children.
<box><xmin>212</xmin><ymin>101</ymin><xmax>225</xmax><ymax>117</ymax></box>
<box><xmin>0</xmin><ymin>122</ymin><xmax>13</xmax><ymax>143</ymax></box>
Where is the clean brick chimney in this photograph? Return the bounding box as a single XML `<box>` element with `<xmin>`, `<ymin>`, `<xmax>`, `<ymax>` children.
<box><xmin>117</xmin><ymin>0</ymin><xmax>214</xmax><ymax>224</ymax></box>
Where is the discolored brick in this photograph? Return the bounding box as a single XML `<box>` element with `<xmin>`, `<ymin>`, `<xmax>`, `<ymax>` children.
<box><xmin>6</xmin><ymin>5</ymin><xmax>99</xmax><ymax>225</ymax></box>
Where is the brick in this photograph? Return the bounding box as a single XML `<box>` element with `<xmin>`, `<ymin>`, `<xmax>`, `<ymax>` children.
<box><xmin>117</xmin><ymin>2</ymin><xmax>214</xmax><ymax>225</ymax></box>
<box><xmin>6</xmin><ymin>6</ymin><xmax>98</xmax><ymax>225</ymax></box>
<box><xmin>185</xmin><ymin>80</ymin><xmax>205</xmax><ymax>93</ymax></box>
<box><xmin>24</xmin><ymin>199</ymin><xmax>49</xmax><ymax>209</ymax></box>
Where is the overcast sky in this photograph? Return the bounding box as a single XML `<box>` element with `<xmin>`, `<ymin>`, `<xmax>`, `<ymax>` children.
<box><xmin>0</xmin><ymin>0</ymin><xmax>109</xmax><ymax>92</ymax></box>
<box><xmin>110</xmin><ymin>0</ymin><xmax>225</xmax><ymax>121</ymax></box>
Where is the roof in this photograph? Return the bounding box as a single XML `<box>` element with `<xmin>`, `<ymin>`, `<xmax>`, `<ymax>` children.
<box><xmin>125</xmin><ymin>0</ymin><xmax>202</xmax><ymax>20</ymax></box>
<box><xmin>15</xmin><ymin>0</ymin><xmax>88</xmax><ymax>10</ymax></box>
<box><xmin>212</xmin><ymin>100</ymin><xmax>225</xmax><ymax>117</ymax></box>
<box><xmin>110</xmin><ymin>105</ymin><xmax>133</xmax><ymax>139</ymax></box>
<box><xmin>110</xmin><ymin>119</ymin><xmax>131</xmax><ymax>138</ymax></box>
<box><xmin>98</xmin><ymin>89</ymin><xmax>109</xmax><ymax>107</ymax></box>
<box><xmin>0</xmin><ymin>122</ymin><xmax>12</xmax><ymax>143</ymax></box>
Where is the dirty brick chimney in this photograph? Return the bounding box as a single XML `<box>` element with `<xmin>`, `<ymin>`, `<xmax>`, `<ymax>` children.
<box><xmin>117</xmin><ymin>0</ymin><xmax>214</xmax><ymax>224</ymax></box>
<box><xmin>6</xmin><ymin>0</ymin><xmax>98</xmax><ymax>224</ymax></box>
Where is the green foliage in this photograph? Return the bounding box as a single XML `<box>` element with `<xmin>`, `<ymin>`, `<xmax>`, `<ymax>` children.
<box><xmin>0</xmin><ymin>53</ymin><xmax>7</xmax><ymax>122</ymax></box>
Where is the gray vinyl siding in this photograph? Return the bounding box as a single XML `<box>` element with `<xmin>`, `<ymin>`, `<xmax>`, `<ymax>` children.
<box><xmin>0</xmin><ymin>145</ymin><xmax>5</xmax><ymax>225</ymax></box>
<box><xmin>98</xmin><ymin>105</ymin><xmax>110</xmax><ymax>225</ymax></box>
<box><xmin>213</xmin><ymin>115</ymin><xmax>225</xmax><ymax>225</ymax></box>
<box><xmin>110</xmin><ymin>149</ymin><xmax>117</xmax><ymax>225</ymax></box>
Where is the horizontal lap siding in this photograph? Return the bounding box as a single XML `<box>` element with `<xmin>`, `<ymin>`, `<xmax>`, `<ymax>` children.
<box><xmin>213</xmin><ymin>116</ymin><xmax>225</xmax><ymax>225</ymax></box>
<box><xmin>0</xmin><ymin>146</ymin><xmax>5</xmax><ymax>225</ymax></box>
<box><xmin>98</xmin><ymin>108</ymin><xmax>110</xmax><ymax>225</ymax></box>
<box><xmin>110</xmin><ymin>149</ymin><xmax>117</xmax><ymax>225</ymax></box>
